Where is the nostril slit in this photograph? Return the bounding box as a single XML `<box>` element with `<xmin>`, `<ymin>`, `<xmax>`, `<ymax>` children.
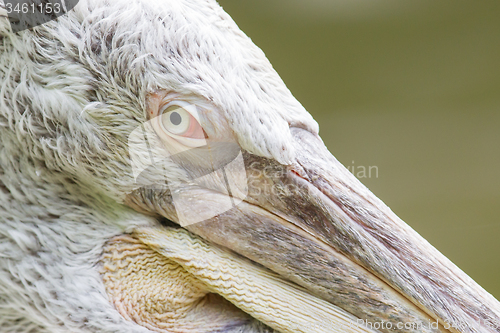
<box><xmin>288</xmin><ymin>164</ymin><xmax>311</xmax><ymax>182</ymax></box>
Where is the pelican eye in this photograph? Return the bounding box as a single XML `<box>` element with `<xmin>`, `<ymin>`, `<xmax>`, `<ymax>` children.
<box><xmin>157</xmin><ymin>101</ymin><xmax>207</xmax><ymax>147</ymax></box>
<box><xmin>161</xmin><ymin>105</ymin><xmax>191</xmax><ymax>135</ymax></box>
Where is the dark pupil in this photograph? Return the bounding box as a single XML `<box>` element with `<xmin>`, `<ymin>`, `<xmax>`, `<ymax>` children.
<box><xmin>170</xmin><ymin>112</ymin><xmax>182</xmax><ymax>126</ymax></box>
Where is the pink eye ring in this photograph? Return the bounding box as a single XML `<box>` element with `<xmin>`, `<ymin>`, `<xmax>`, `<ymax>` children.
<box><xmin>158</xmin><ymin>101</ymin><xmax>207</xmax><ymax>144</ymax></box>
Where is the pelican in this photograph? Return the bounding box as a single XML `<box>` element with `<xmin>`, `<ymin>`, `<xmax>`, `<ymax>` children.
<box><xmin>0</xmin><ymin>0</ymin><xmax>499</xmax><ymax>332</ymax></box>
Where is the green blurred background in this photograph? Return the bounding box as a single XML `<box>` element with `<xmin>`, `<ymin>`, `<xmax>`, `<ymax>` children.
<box><xmin>217</xmin><ymin>0</ymin><xmax>500</xmax><ymax>298</ymax></box>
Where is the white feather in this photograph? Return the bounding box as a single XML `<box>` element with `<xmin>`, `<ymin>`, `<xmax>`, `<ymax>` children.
<box><xmin>0</xmin><ymin>0</ymin><xmax>319</xmax><ymax>331</ymax></box>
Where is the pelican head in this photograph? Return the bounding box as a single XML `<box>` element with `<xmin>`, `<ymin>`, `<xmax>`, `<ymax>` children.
<box><xmin>0</xmin><ymin>0</ymin><xmax>499</xmax><ymax>332</ymax></box>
